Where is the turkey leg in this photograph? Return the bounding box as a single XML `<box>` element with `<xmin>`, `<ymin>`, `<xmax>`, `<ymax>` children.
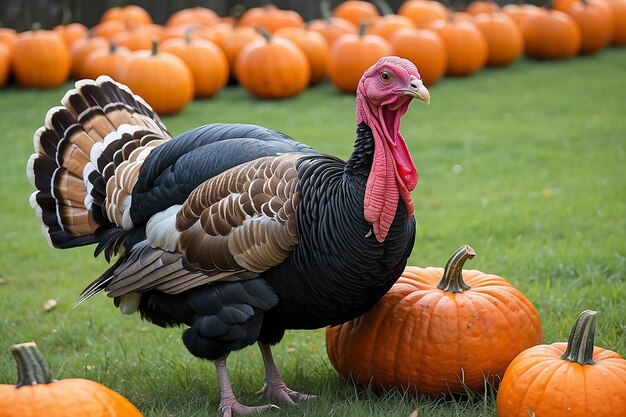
<box><xmin>256</xmin><ymin>342</ymin><xmax>317</xmax><ymax>404</ymax></box>
<box><xmin>215</xmin><ymin>355</ymin><xmax>279</xmax><ymax>417</ymax></box>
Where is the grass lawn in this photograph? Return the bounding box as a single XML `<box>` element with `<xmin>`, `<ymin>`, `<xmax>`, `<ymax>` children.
<box><xmin>0</xmin><ymin>49</ymin><xmax>625</xmax><ymax>416</ymax></box>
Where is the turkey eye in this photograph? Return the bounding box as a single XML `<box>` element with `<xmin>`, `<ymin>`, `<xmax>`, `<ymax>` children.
<box><xmin>380</xmin><ymin>71</ymin><xmax>392</xmax><ymax>83</ymax></box>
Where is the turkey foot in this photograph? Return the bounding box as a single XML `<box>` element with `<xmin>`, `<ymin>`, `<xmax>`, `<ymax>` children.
<box><xmin>257</xmin><ymin>342</ymin><xmax>317</xmax><ymax>405</ymax></box>
<box><xmin>215</xmin><ymin>356</ymin><xmax>280</xmax><ymax>417</ymax></box>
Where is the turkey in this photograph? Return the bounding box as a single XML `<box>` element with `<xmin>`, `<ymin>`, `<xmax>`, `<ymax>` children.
<box><xmin>27</xmin><ymin>56</ymin><xmax>429</xmax><ymax>416</ymax></box>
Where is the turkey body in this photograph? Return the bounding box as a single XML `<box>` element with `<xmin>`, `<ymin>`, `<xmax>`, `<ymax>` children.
<box><xmin>28</xmin><ymin>57</ymin><xmax>429</xmax><ymax>414</ymax></box>
<box><xmin>137</xmin><ymin>122</ymin><xmax>415</xmax><ymax>358</ymax></box>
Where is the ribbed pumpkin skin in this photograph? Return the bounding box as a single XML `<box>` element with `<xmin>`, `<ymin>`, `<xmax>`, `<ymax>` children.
<box><xmin>12</xmin><ymin>29</ymin><xmax>70</xmax><ymax>88</ymax></box>
<box><xmin>427</xmin><ymin>19</ymin><xmax>488</xmax><ymax>76</ymax></box>
<box><xmin>520</xmin><ymin>10</ymin><xmax>582</xmax><ymax>59</ymax></box>
<box><xmin>0</xmin><ymin>378</ymin><xmax>143</xmax><ymax>417</ymax></box>
<box><xmin>390</xmin><ymin>28</ymin><xmax>447</xmax><ymax>86</ymax></box>
<box><xmin>497</xmin><ymin>343</ymin><xmax>626</xmax><ymax>416</ymax></box>
<box><xmin>326</xmin><ymin>265</ymin><xmax>543</xmax><ymax>396</ymax></box>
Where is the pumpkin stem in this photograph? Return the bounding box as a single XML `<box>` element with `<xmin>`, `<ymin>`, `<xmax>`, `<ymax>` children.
<box><xmin>358</xmin><ymin>22</ymin><xmax>368</xmax><ymax>37</ymax></box>
<box><xmin>11</xmin><ymin>342</ymin><xmax>54</xmax><ymax>387</ymax></box>
<box><xmin>372</xmin><ymin>0</ymin><xmax>394</xmax><ymax>16</ymax></box>
<box><xmin>151</xmin><ymin>39</ymin><xmax>158</xmax><ymax>56</ymax></box>
<box><xmin>184</xmin><ymin>27</ymin><xmax>194</xmax><ymax>45</ymax></box>
<box><xmin>436</xmin><ymin>245</ymin><xmax>475</xmax><ymax>293</ymax></box>
<box><xmin>31</xmin><ymin>22</ymin><xmax>42</xmax><ymax>32</ymax></box>
<box><xmin>110</xmin><ymin>42</ymin><xmax>118</xmax><ymax>54</ymax></box>
<box><xmin>320</xmin><ymin>0</ymin><xmax>333</xmax><ymax>20</ymax></box>
<box><xmin>256</xmin><ymin>26</ymin><xmax>272</xmax><ymax>42</ymax></box>
<box><xmin>561</xmin><ymin>310</ymin><xmax>597</xmax><ymax>365</ymax></box>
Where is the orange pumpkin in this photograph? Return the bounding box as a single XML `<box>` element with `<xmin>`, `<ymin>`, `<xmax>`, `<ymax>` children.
<box><xmin>390</xmin><ymin>27</ymin><xmax>447</xmax><ymax>86</ymax></box>
<box><xmin>160</xmin><ymin>34</ymin><xmax>228</xmax><ymax>98</ymax></box>
<box><xmin>12</xmin><ymin>26</ymin><xmax>70</xmax><ymax>88</ymax></box>
<box><xmin>0</xmin><ymin>27</ymin><xmax>17</xmax><ymax>51</ymax></box>
<box><xmin>116</xmin><ymin>41</ymin><xmax>194</xmax><ymax>115</ymax></box>
<box><xmin>274</xmin><ymin>26</ymin><xmax>330</xmax><ymax>85</ymax></box>
<box><xmin>520</xmin><ymin>9</ymin><xmax>581</xmax><ymax>59</ymax></box>
<box><xmin>238</xmin><ymin>5</ymin><xmax>304</xmax><ymax>33</ymax></box>
<box><xmin>326</xmin><ymin>245</ymin><xmax>543</xmax><ymax>397</ymax></box>
<box><xmin>82</xmin><ymin>42</ymin><xmax>131</xmax><ymax>80</ymax></box>
<box><xmin>69</xmin><ymin>34</ymin><xmax>109</xmax><ymax>79</ymax></box>
<box><xmin>564</xmin><ymin>0</ymin><xmax>615</xmax><ymax>54</ymax></box>
<box><xmin>53</xmin><ymin>22</ymin><xmax>88</xmax><ymax>49</ymax></box>
<box><xmin>219</xmin><ymin>26</ymin><xmax>263</xmax><ymax>78</ymax></box>
<box><xmin>333</xmin><ymin>0</ymin><xmax>381</xmax><ymax>26</ymax></box>
<box><xmin>165</xmin><ymin>7</ymin><xmax>220</xmax><ymax>28</ymax></box>
<box><xmin>466</xmin><ymin>0</ymin><xmax>501</xmax><ymax>15</ymax></box>
<box><xmin>235</xmin><ymin>29</ymin><xmax>310</xmax><ymax>99</ymax></box>
<box><xmin>327</xmin><ymin>23</ymin><xmax>392</xmax><ymax>93</ymax></box>
<box><xmin>365</xmin><ymin>14</ymin><xmax>416</xmax><ymax>41</ymax></box>
<box><xmin>92</xmin><ymin>20</ymin><xmax>127</xmax><ymax>41</ymax></box>
<box><xmin>112</xmin><ymin>28</ymin><xmax>154</xmax><ymax>52</ymax></box>
<box><xmin>398</xmin><ymin>0</ymin><xmax>449</xmax><ymax>27</ymax></box>
<box><xmin>608</xmin><ymin>0</ymin><xmax>626</xmax><ymax>45</ymax></box>
<box><xmin>0</xmin><ymin>43</ymin><xmax>9</xmax><ymax>88</ymax></box>
<box><xmin>497</xmin><ymin>310</ymin><xmax>626</xmax><ymax>417</ymax></box>
<box><xmin>0</xmin><ymin>342</ymin><xmax>143</xmax><ymax>417</ymax></box>
<box><xmin>100</xmin><ymin>5</ymin><xmax>152</xmax><ymax>30</ymax></box>
<box><xmin>474</xmin><ymin>12</ymin><xmax>524</xmax><ymax>67</ymax></box>
<box><xmin>427</xmin><ymin>16</ymin><xmax>488</xmax><ymax>76</ymax></box>
<box><xmin>309</xmin><ymin>16</ymin><xmax>357</xmax><ymax>46</ymax></box>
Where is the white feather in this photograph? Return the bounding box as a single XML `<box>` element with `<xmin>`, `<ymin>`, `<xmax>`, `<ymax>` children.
<box><xmin>145</xmin><ymin>205</ymin><xmax>182</xmax><ymax>251</ymax></box>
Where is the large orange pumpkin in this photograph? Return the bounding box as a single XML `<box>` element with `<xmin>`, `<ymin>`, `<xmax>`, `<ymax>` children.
<box><xmin>0</xmin><ymin>27</ymin><xmax>17</xmax><ymax>51</ymax></box>
<box><xmin>0</xmin><ymin>342</ymin><xmax>143</xmax><ymax>417</ymax></box>
<box><xmin>219</xmin><ymin>26</ymin><xmax>263</xmax><ymax>78</ymax></box>
<box><xmin>426</xmin><ymin>16</ymin><xmax>488</xmax><ymax>76</ymax></box>
<box><xmin>327</xmin><ymin>23</ymin><xmax>392</xmax><ymax>93</ymax></box>
<box><xmin>474</xmin><ymin>12</ymin><xmax>524</xmax><ymax>67</ymax></box>
<box><xmin>326</xmin><ymin>245</ymin><xmax>543</xmax><ymax>397</ymax></box>
<box><xmin>497</xmin><ymin>310</ymin><xmax>626</xmax><ymax>417</ymax></box>
<box><xmin>160</xmin><ymin>34</ymin><xmax>228</xmax><ymax>98</ymax></box>
<box><xmin>116</xmin><ymin>41</ymin><xmax>194</xmax><ymax>115</ymax></box>
<box><xmin>12</xmin><ymin>26</ymin><xmax>71</xmax><ymax>88</ymax></box>
<box><xmin>274</xmin><ymin>26</ymin><xmax>330</xmax><ymax>85</ymax></box>
<box><xmin>520</xmin><ymin>9</ymin><xmax>581</xmax><ymax>59</ymax></box>
<box><xmin>235</xmin><ymin>29</ymin><xmax>310</xmax><ymax>99</ymax></box>
<box><xmin>390</xmin><ymin>27</ymin><xmax>447</xmax><ymax>86</ymax></box>
<box><xmin>53</xmin><ymin>22</ymin><xmax>88</xmax><ymax>49</ymax></box>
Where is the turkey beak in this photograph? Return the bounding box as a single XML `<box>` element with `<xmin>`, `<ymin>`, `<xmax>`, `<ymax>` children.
<box><xmin>402</xmin><ymin>75</ymin><xmax>430</xmax><ymax>105</ymax></box>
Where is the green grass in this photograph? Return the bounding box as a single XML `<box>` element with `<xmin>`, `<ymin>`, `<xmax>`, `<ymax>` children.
<box><xmin>1</xmin><ymin>49</ymin><xmax>625</xmax><ymax>417</ymax></box>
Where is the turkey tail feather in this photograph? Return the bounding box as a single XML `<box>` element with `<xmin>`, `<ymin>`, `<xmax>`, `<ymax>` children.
<box><xmin>27</xmin><ymin>76</ymin><xmax>172</xmax><ymax>250</ymax></box>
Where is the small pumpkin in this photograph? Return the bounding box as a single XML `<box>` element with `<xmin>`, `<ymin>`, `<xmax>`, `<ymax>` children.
<box><xmin>310</xmin><ymin>0</ymin><xmax>358</xmax><ymax>46</ymax></box>
<box><xmin>390</xmin><ymin>27</ymin><xmax>447</xmax><ymax>86</ymax></box>
<box><xmin>83</xmin><ymin>42</ymin><xmax>131</xmax><ymax>80</ymax></box>
<box><xmin>112</xmin><ymin>27</ymin><xmax>155</xmax><ymax>52</ymax></box>
<box><xmin>326</xmin><ymin>245</ymin><xmax>543</xmax><ymax>397</ymax></box>
<box><xmin>235</xmin><ymin>28</ymin><xmax>310</xmax><ymax>99</ymax></box>
<box><xmin>100</xmin><ymin>5</ymin><xmax>153</xmax><ymax>30</ymax></box>
<box><xmin>238</xmin><ymin>5</ymin><xmax>304</xmax><ymax>33</ymax></box>
<box><xmin>53</xmin><ymin>22</ymin><xmax>88</xmax><ymax>49</ymax></box>
<box><xmin>327</xmin><ymin>23</ymin><xmax>392</xmax><ymax>93</ymax></box>
<box><xmin>219</xmin><ymin>26</ymin><xmax>263</xmax><ymax>78</ymax></box>
<box><xmin>0</xmin><ymin>27</ymin><xmax>17</xmax><ymax>51</ymax></box>
<box><xmin>333</xmin><ymin>0</ymin><xmax>381</xmax><ymax>26</ymax></box>
<box><xmin>608</xmin><ymin>0</ymin><xmax>626</xmax><ymax>45</ymax></box>
<box><xmin>274</xmin><ymin>26</ymin><xmax>330</xmax><ymax>85</ymax></box>
<box><xmin>12</xmin><ymin>25</ymin><xmax>71</xmax><ymax>88</ymax></box>
<box><xmin>69</xmin><ymin>34</ymin><xmax>109</xmax><ymax>79</ymax></box>
<box><xmin>160</xmin><ymin>33</ymin><xmax>228</xmax><ymax>98</ymax></box>
<box><xmin>116</xmin><ymin>40</ymin><xmax>194</xmax><ymax>115</ymax></box>
<box><xmin>497</xmin><ymin>310</ymin><xmax>626</xmax><ymax>417</ymax></box>
<box><xmin>473</xmin><ymin>12</ymin><xmax>524</xmax><ymax>67</ymax></box>
<box><xmin>426</xmin><ymin>15</ymin><xmax>489</xmax><ymax>76</ymax></box>
<box><xmin>165</xmin><ymin>7</ymin><xmax>220</xmax><ymax>28</ymax></box>
<box><xmin>466</xmin><ymin>0</ymin><xmax>501</xmax><ymax>15</ymax></box>
<box><xmin>564</xmin><ymin>0</ymin><xmax>615</xmax><ymax>55</ymax></box>
<box><xmin>366</xmin><ymin>14</ymin><xmax>416</xmax><ymax>42</ymax></box>
<box><xmin>520</xmin><ymin>9</ymin><xmax>582</xmax><ymax>59</ymax></box>
<box><xmin>92</xmin><ymin>19</ymin><xmax>127</xmax><ymax>41</ymax></box>
<box><xmin>397</xmin><ymin>0</ymin><xmax>449</xmax><ymax>27</ymax></box>
<box><xmin>0</xmin><ymin>342</ymin><xmax>143</xmax><ymax>417</ymax></box>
